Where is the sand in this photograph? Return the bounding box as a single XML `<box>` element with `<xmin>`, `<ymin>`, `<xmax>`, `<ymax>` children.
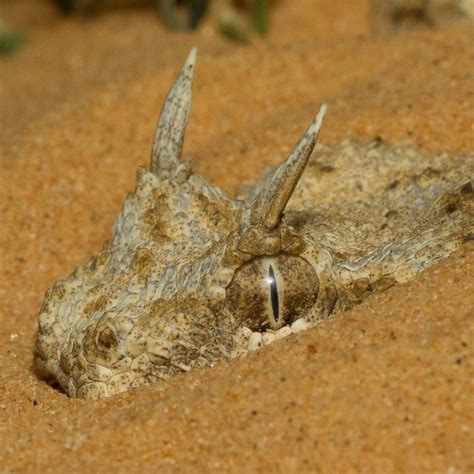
<box><xmin>0</xmin><ymin>0</ymin><xmax>473</xmax><ymax>471</ymax></box>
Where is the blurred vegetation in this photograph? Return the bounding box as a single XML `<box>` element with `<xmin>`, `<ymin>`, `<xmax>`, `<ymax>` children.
<box><xmin>0</xmin><ymin>21</ymin><xmax>24</xmax><ymax>56</ymax></box>
<box><xmin>157</xmin><ymin>0</ymin><xmax>210</xmax><ymax>30</ymax></box>
<box><xmin>371</xmin><ymin>0</ymin><xmax>474</xmax><ymax>31</ymax></box>
<box><xmin>53</xmin><ymin>0</ymin><xmax>275</xmax><ymax>43</ymax></box>
<box><xmin>218</xmin><ymin>0</ymin><xmax>270</xmax><ymax>42</ymax></box>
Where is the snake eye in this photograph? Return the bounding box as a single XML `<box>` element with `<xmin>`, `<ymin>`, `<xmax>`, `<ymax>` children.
<box><xmin>225</xmin><ymin>253</ymin><xmax>319</xmax><ymax>331</ymax></box>
<box><xmin>267</xmin><ymin>264</ymin><xmax>280</xmax><ymax>323</ymax></box>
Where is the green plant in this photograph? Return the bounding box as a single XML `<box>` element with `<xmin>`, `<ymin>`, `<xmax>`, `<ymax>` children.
<box><xmin>52</xmin><ymin>0</ymin><xmax>274</xmax><ymax>42</ymax></box>
<box><xmin>0</xmin><ymin>26</ymin><xmax>24</xmax><ymax>56</ymax></box>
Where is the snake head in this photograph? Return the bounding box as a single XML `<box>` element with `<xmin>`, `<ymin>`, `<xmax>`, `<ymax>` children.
<box><xmin>34</xmin><ymin>49</ymin><xmax>330</xmax><ymax>399</ymax></box>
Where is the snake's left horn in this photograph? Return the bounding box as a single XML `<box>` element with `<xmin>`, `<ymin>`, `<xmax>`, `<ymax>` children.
<box><xmin>150</xmin><ymin>47</ymin><xmax>197</xmax><ymax>176</ymax></box>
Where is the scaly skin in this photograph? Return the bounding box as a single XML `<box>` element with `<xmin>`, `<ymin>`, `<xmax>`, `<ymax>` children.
<box><xmin>34</xmin><ymin>49</ymin><xmax>474</xmax><ymax>399</ymax></box>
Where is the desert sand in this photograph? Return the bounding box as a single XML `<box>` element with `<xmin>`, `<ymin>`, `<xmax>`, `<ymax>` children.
<box><xmin>0</xmin><ymin>0</ymin><xmax>473</xmax><ymax>471</ymax></box>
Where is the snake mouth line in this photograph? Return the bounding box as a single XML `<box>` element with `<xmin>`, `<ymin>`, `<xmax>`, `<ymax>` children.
<box><xmin>244</xmin><ymin>317</ymin><xmax>311</xmax><ymax>351</ymax></box>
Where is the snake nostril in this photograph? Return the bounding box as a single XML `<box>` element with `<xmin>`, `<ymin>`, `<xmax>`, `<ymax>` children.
<box><xmin>97</xmin><ymin>327</ymin><xmax>116</xmax><ymax>350</ymax></box>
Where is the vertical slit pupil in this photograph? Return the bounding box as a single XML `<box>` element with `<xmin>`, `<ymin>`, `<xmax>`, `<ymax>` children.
<box><xmin>268</xmin><ymin>264</ymin><xmax>280</xmax><ymax>322</ymax></box>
